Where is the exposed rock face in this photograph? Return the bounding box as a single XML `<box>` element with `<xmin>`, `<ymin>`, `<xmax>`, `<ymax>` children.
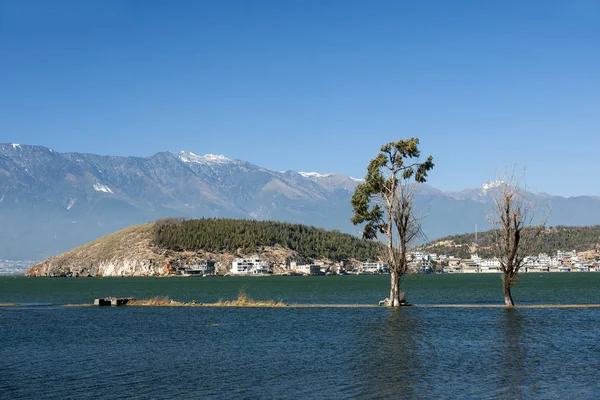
<box><xmin>97</xmin><ymin>259</ymin><xmax>168</xmax><ymax>277</ymax></box>
<box><xmin>27</xmin><ymin>258</ymin><xmax>169</xmax><ymax>277</ymax></box>
<box><xmin>26</xmin><ymin>224</ymin><xmax>171</xmax><ymax>277</ymax></box>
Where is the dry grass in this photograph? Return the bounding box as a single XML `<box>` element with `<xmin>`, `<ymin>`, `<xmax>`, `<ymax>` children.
<box><xmin>28</xmin><ymin>223</ymin><xmax>160</xmax><ymax>276</ymax></box>
<box><xmin>124</xmin><ymin>291</ymin><xmax>286</xmax><ymax>307</ymax></box>
<box><xmin>213</xmin><ymin>290</ymin><xmax>287</xmax><ymax>307</ymax></box>
<box><xmin>9</xmin><ymin>301</ymin><xmax>600</xmax><ymax>309</ymax></box>
<box><xmin>129</xmin><ymin>296</ymin><xmax>185</xmax><ymax>306</ymax></box>
<box><xmin>57</xmin><ymin>224</ymin><xmax>156</xmax><ymax>265</ymax></box>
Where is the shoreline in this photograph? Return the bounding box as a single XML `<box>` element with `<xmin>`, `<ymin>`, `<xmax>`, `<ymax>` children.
<box><xmin>3</xmin><ymin>303</ymin><xmax>600</xmax><ymax>309</ymax></box>
<box><xmin>10</xmin><ymin>270</ymin><xmax>600</xmax><ymax>278</ymax></box>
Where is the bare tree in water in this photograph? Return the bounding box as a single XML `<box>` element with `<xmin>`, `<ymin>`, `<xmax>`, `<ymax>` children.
<box><xmin>488</xmin><ymin>169</ymin><xmax>548</xmax><ymax>307</ymax></box>
<box><xmin>351</xmin><ymin>138</ymin><xmax>434</xmax><ymax>307</ymax></box>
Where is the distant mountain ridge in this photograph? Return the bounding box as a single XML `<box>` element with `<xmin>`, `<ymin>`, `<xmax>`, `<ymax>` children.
<box><xmin>2</xmin><ymin>142</ymin><xmax>600</xmax><ymax>260</ymax></box>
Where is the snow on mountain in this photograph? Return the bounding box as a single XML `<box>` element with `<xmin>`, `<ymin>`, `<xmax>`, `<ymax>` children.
<box><xmin>299</xmin><ymin>171</ymin><xmax>364</xmax><ymax>183</ymax></box>
<box><xmin>2</xmin><ymin>142</ymin><xmax>600</xmax><ymax>260</ymax></box>
<box><xmin>298</xmin><ymin>172</ymin><xmax>333</xmax><ymax>179</ymax></box>
<box><xmin>480</xmin><ymin>180</ymin><xmax>504</xmax><ymax>194</ymax></box>
<box><xmin>66</xmin><ymin>198</ymin><xmax>77</xmax><ymax>210</ymax></box>
<box><xmin>178</xmin><ymin>151</ymin><xmax>231</xmax><ymax>164</ymax></box>
<box><xmin>93</xmin><ymin>183</ymin><xmax>114</xmax><ymax>194</ymax></box>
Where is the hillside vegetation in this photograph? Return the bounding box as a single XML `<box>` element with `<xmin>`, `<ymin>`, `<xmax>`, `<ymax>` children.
<box><xmin>28</xmin><ymin>218</ymin><xmax>380</xmax><ymax>277</ymax></box>
<box><xmin>154</xmin><ymin>218</ymin><xmax>379</xmax><ymax>261</ymax></box>
<box><xmin>422</xmin><ymin>226</ymin><xmax>600</xmax><ymax>258</ymax></box>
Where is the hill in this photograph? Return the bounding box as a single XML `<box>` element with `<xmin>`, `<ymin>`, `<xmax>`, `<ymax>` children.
<box><xmin>26</xmin><ymin>218</ymin><xmax>380</xmax><ymax>277</ymax></box>
<box><xmin>420</xmin><ymin>226</ymin><xmax>600</xmax><ymax>259</ymax></box>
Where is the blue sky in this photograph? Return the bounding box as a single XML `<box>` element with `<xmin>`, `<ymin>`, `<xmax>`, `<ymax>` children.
<box><xmin>1</xmin><ymin>0</ymin><xmax>598</xmax><ymax>196</ymax></box>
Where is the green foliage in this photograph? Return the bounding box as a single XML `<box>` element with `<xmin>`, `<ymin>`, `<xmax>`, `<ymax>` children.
<box><xmin>351</xmin><ymin>138</ymin><xmax>434</xmax><ymax>240</ymax></box>
<box><xmin>153</xmin><ymin>218</ymin><xmax>379</xmax><ymax>261</ymax></box>
<box><xmin>422</xmin><ymin>226</ymin><xmax>600</xmax><ymax>258</ymax></box>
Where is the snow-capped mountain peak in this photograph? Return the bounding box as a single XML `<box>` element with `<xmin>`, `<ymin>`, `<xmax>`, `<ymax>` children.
<box><xmin>298</xmin><ymin>172</ymin><xmax>333</xmax><ymax>179</ymax></box>
<box><xmin>480</xmin><ymin>180</ymin><xmax>504</xmax><ymax>194</ymax></box>
<box><xmin>178</xmin><ymin>151</ymin><xmax>231</xmax><ymax>164</ymax></box>
<box><xmin>1</xmin><ymin>143</ymin><xmax>600</xmax><ymax>262</ymax></box>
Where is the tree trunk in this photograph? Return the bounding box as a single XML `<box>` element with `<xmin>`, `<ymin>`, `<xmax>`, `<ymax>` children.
<box><xmin>389</xmin><ymin>270</ymin><xmax>401</xmax><ymax>307</ymax></box>
<box><xmin>503</xmin><ymin>273</ymin><xmax>515</xmax><ymax>307</ymax></box>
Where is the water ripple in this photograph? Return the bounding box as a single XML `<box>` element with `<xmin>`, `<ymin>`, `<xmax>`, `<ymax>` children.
<box><xmin>2</xmin><ymin>307</ymin><xmax>599</xmax><ymax>399</ymax></box>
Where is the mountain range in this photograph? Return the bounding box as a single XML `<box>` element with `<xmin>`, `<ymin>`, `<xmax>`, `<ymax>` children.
<box><xmin>2</xmin><ymin>143</ymin><xmax>600</xmax><ymax>260</ymax></box>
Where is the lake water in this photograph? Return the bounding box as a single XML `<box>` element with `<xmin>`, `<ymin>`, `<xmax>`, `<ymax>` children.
<box><xmin>1</xmin><ymin>274</ymin><xmax>599</xmax><ymax>399</ymax></box>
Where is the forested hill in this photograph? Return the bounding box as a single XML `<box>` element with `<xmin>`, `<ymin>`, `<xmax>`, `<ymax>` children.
<box><xmin>421</xmin><ymin>226</ymin><xmax>600</xmax><ymax>259</ymax></box>
<box><xmin>154</xmin><ymin>218</ymin><xmax>379</xmax><ymax>261</ymax></box>
<box><xmin>28</xmin><ymin>219</ymin><xmax>380</xmax><ymax>277</ymax></box>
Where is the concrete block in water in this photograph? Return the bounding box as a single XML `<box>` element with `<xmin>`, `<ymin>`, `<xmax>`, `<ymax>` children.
<box><xmin>94</xmin><ymin>297</ymin><xmax>136</xmax><ymax>306</ymax></box>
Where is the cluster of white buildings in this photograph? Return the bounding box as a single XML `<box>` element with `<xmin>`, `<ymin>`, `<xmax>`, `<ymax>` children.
<box><xmin>411</xmin><ymin>250</ymin><xmax>600</xmax><ymax>273</ymax></box>
<box><xmin>230</xmin><ymin>258</ymin><xmax>390</xmax><ymax>276</ymax></box>
<box><xmin>230</xmin><ymin>255</ymin><xmax>272</xmax><ymax>275</ymax></box>
<box><xmin>174</xmin><ymin>249</ymin><xmax>599</xmax><ymax>277</ymax></box>
<box><xmin>358</xmin><ymin>262</ymin><xmax>390</xmax><ymax>274</ymax></box>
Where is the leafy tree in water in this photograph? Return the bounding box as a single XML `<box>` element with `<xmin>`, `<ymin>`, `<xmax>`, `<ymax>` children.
<box><xmin>351</xmin><ymin>138</ymin><xmax>434</xmax><ymax>306</ymax></box>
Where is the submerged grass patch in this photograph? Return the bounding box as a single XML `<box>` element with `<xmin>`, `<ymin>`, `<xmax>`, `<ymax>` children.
<box><xmin>126</xmin><ymin>291</ymin><xmax>287</xmax><ymax>307</ymax></box>
<box><xmin>213</xmin><ymin>290</ymin><xmax>287</xmax><ymax>307</ymax></box>
<box><xmin>129</xmin><ymin>296</ymin><xmax>185</xmax><ymax>306</ymax></box>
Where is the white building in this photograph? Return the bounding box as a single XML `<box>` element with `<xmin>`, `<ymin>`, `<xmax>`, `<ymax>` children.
<box><xmin>410</xmin><ymin>252</ymin><xmax>429</xmax><ymax>262</ymax></box>
<box><xmin>573</xmin><ymin>263</ymin><xmax>590</xmax><ymax>272</ymax></box>
<box><xmin>360</xmin><ymin>262</ymin><xmax>389</xmax><ymax>274</ymax></box>
<box><xmin>290</xmin><ymin>261</ymin><xmax>321</xmax><ymax>275</ymax></box>
<box><xmin>550</xmin><ymin>256</ymin><xmax>562</xmax><ymax>266</ymax></box>
<box><xmin>479</xmin><ymin>258</ymin><xmax>502</xmax><ymax>273</ymax></box>
<box><xmin>482</xmin><ymin>258</ymin><xmax>501</xmax><ymax>267</ymax></box>
<box><xmin>230</xmin><ymin>255</ymin><xmax>271</xmax><ymax>275</ymax></box>
<box><xmin>557</xmin><ymin>250</ymin><xmax>576</xmax><ymax>259</ymax></box>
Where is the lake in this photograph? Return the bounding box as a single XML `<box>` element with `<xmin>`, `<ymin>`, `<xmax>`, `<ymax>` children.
<box><xmin>1</xmin><ymin>274</ymin><xmax>599</xmax><ymax>399</ymax></box>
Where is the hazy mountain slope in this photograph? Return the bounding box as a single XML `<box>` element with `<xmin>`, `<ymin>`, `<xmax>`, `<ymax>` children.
<box><xmin>2</xmin><ymin>143</ymin><xmax>600</xmax><ymax>259</ymax></box>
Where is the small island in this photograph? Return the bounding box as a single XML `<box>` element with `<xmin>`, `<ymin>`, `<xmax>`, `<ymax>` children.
<box><xmin>26</xmin><ymin>218</ymin><xmax>380</xmax><ymax>277</ymax></box>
